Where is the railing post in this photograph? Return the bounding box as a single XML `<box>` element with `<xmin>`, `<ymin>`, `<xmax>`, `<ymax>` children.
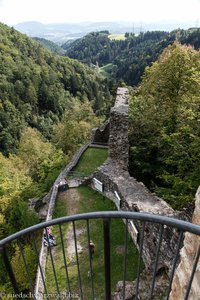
<box><xmin>0</xmin><ymin>246</ymin><xmax>20</xmax><ymax>293</ymax></box>
<box><xmin>103</xmin><ymin>218</ymin><xmax>111</xmax><ymax>300</ymax></box>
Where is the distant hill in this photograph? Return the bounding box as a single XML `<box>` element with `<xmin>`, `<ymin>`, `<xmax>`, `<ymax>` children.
<box><xmin>14</xmin><ymin>20</ymin><xmax>197</xmax><ymax>44</ymax></box>
<box><xmin>62</xmin><ymin>31</ymin><xmax>112</xmax><ymax>65</ymax></box>
<box><xmin>63</xmin><ymin>28</ymin><xmax>200</xmax><ymax>85</ymax></box>
<box><xmin>14</xmin><ymin>21</ymin><xmax>136</xmax><ymax>44</ymax></box>
<box><xmin>0</xmin><ymin>22</ymin><xmax>113</xmax><ymax>155</ymax></box>
<box><xmin>33</xmin><ymin>37</ymin><xmax>66</xmax><ymax>55</ymax></box>
<box><xmin>15</xmin><ymin>21</ymin><xmax>45</xmax><ymax>34</ymax></box>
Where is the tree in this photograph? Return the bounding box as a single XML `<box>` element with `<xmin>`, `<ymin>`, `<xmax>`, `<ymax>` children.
<box><xmin>53</xmin><ymin>100</ymin><xmax>101</xmax><ymax>155</ymax></box>
<box><xmin>18</xmin><ymin>127</ymin><xmax>66</xmax><ymax>189</ymax></box>
<box><xmin>129</xmin><ymin>43</ymin><xmax>200</xmax><ymax>208</ymax></box>
<box><xmin>0</xmin><ymin>23</ymin><xmax>113</xmax><ymax>154</ymax></box>
<box><xmin>7</xmin><ymin>199</ymin><xmax>38</xmax><ymax>234</ymax></box>
<box><xmin>11</xmin><ymin>244</ymin><xmax>37</xmax><ymax>291</ymax></box>
<box><xmin>0</xmin><ymin>153</ymin><xmax>32</xmax><ymax>217</ymax></box>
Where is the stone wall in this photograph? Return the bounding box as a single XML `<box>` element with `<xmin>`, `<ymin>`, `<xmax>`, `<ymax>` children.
<box><xmin>92</xmin><ymin>87</ymin><xmax>177</xmax><ymax>273</ymax></box>
<box><xmin>109</xmin><ymin>87</ymin><xmax>129</xmax><ymax>170</ymax></box>
<box><xmin>93</xmin><ymin>161</ymin><xmax>177</xmax><ymax>272</ymax></box>
<box><xmin>90</xmin><ymin>119</ymin><xmax>110</xmax><ymax>145</ymax></box>
<box><xmin>91</xmin><ymin>87</ymin><xmax>200</xmax><ymax>299</ymax></box>
<box><xmin>170</xmin><ymin>187</ymin><xmax>200</xmax><ymax>300</ymax></box>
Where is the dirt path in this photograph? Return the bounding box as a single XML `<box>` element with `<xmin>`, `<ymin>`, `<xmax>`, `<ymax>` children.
<box><xmin>59</xmin><ymin>188</ymin><xmax>85</xmax><ymax>261</ymax></box>
<box><xmin>60</xmin><ymin>188</ymin><xmax>81</xmax><ymax>215</ymax></box>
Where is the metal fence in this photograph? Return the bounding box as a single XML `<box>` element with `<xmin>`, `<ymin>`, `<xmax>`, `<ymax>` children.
<box><xmin>1</xmin><ymin>211</ymin><xmax>200</xmax><ymax>300</ymax></box>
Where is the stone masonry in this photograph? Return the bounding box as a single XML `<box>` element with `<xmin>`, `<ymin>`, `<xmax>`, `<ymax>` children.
<box><xmin>93</xmin><ymin>87</ymin><xmax>176</xmax><ymax>273</ymax></box>
<box><xmin>109</xmin><ymin>87</ymin><xmax>129</xmax><ymax>169</ymax></box>
<box><xmin>92</xmin><ymin>87</ymin><xmax>200</xmax><ymax>299</ymax></box>
<box><xmin>170</xmin><ymin>187</ymin><xmax>200</xmax><ymax>300</ymax></box>
<box><xmin>90</xmin><ymin>119</ymin><xmax>110</xmax><ymax>145</ymax></box>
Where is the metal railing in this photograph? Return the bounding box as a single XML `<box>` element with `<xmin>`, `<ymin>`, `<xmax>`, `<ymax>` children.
<box><xmin>1</xmin><ymin>211</ymin><xmax>200</xmax><ymax>299</ymax></box>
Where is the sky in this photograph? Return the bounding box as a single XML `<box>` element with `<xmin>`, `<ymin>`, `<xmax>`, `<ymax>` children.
<box><xmin>0</xmin><ymin>0</ymin><xmax>199</xmax><ymax>26</ymax></box>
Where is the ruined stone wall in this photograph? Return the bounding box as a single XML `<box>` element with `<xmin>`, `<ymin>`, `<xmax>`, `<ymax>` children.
<box><xmin>92</xmin><ymin>87</ymin><xmax>200</xmax><ymax>299</ymax></box>
<box><xmin>109</xmin><ymin>87</ymin><xmax>129</xmax><ymax>170</ymax></box>
<box><xmin>92</xmin><ymin>87</ymin><xmax>178</xmax><ymax>273</ymax></box>
<box><xmin>93</xmin><ymin>161</ymin><xmax>177</xmax><ymax>272</ymax></box>
<box><xmin>170</xmin><ymin>187</ymin><xmax>200</xmax><ymax>300</ymax></box>
<box><xmin>90</xmin><ymin>119</ymin><xmax>110</xmax><ymax>145</ymax></box>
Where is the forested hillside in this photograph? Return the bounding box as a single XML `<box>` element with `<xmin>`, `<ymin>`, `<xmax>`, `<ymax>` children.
<box><xmin>129</xmin><ymin>42</ymin><xmax>200</xmax><ymax>209</ymax></box>
<box><xmin>33</xmin><ymin>37</ymin><xmax>66</xmax><ymax>55</ymax></box>
<box><xmin>0</xmin><ymin>23</ymin><xmax>114</xmax><ymax>246</ymax></box>
<box><xmin>1</xmin><ymin>21</ymin><xmax>200</xmax><ymax>292</ymax></box>
<box><xmin>63</xmin><ymin>28</ymin><xmax>200</xmax><ymax>85</ymax></box>
<box><xmin>0</xmin><ymin>23</ymin><xmax>113</xmax><ymax>156</ymax></box>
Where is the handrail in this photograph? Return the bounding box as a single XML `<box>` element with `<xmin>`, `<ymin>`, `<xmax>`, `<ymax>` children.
<box><xmin>1</xmin><ymin>211</ymin><xmax>200</xmax><ymax>247</ymax></box>
<box><xmin>1</xmin><ymin>211</ymin><xmax>200</xmax><ymax>300</ymax></box>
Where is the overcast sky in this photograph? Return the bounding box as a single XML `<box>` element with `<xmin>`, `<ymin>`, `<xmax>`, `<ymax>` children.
<box><xmin>0</xmin><ymin>0</ymin><xmax>200</xmax><ymax>26</ymax></box>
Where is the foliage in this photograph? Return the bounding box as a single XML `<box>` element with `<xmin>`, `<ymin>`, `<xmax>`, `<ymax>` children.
<box><xmin>177</xmin><ymin>27</ymin><xmax>200</xmax><ymax>50</ymax></box>
<box><xmin>129</xmin><ymin>43</ymin><xmax>200</xmax><ymax>209</ymax></box>
<box><xmin>0</xmin><ymin>153</ymin><xmax>32</xmax><ymax>223</ymax></box>
<box><xmin>0</xmin><ymin>126</ymin><xmax>66</xmax><ymax>289</ymax></box>
<box><xmin>62</xmin><ymin>31</ymin><xmax>112</xmax><ymax>66</ymax></box>
<box><xmin>64</xmin><ymin>28</ymin><xmax>200</xmax><ymax>86</ymax></box>
<box><xmin>0</xmin><ymin>23</ymin><xmax>113</xmax><ymax>155</ymax></box>
<box><xmin>0</xmin><ymin>23</ymin><xmax>114</xmax><ymax>292</ymax></box>
<box><xmin>0</xmin><ymin>126</ymin><xmax>66</xmax><ymax>238</ymax></box>
<box><xmin>0</xmin><ymin>151</ymin><xmax>40</xmax><ymax>237</ymax></box>
<box><xmin>53</xmin><ymin>100</ymin><xmax>102</xmax><ymax>155</ymax></box>
<box><xmin>11</xmin><ymin>244</ymin><xmax>37</xmax><ymax>291</ymax></box>
<box><xmin>18</xmin><ymin>127</ymin><xmax>66</xmax><ymax>190</ymax></box>
<box><xmin>7</xmin><ymin>199</ymin><xmax>39</xmax><ymax>234</ymax></box>
<box><xmin>33</xmin><ymin>37</ymin><xmax>66</xmax><ymax>55</ymax></box>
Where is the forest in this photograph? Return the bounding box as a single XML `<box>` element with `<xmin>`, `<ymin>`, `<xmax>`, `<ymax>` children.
<box><xmin>0</xmin><ymin>22</ymin><xmax>112</xmax><ymax>249</ymax></box>
<box><xmin>0</xmin><ymin>23</ymin><xmax>114</xmax><ymax>156</ymax></box>
<box><xmin>62</xmin><ymin>28</ymin><xmax>200</xmax><ymax>210</ymax></box>
<box><xmin>0</xmin><ymin>22</ymin><xmax>114</xmax><ymax>290</ymax></box>
<box><xmin>129</xmin><ymin>42</ymin><xmax>200</xmax><ymax>209</ymax></box>
<box><xmin>63</xmin><ymin>28</ymin><xmax>200</xmax><ymax>85</ymax></box>
<box><xmin>0</xmin><ymin>21</ymin><xmax>200</xmax><ymax>291</ymax></box>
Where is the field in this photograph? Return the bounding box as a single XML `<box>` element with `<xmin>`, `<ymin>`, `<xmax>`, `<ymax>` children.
<box><xmin>108</xmin><ymin>34</ymin><xmax>126</xmax><ymax>40</ymax></box>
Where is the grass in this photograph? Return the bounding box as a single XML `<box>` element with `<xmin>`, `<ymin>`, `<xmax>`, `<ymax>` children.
<box><xmin>100</xmin><ymin>63</ymin><xmax>113</xmax><ymax>71</ymax></box>
<box><xmin>76</xmin><ymin>186</ymin><xmax>141</xmax><ymax>298</ymax></box>
<box><xmin>45</xmin><ymin>186</ymin><xmax>142</xmax><ymax>298</ymax></box>
<box><xmin>108</xmin><ymin>34</ymin><xmax>126</xmax><ymax>40</ymax></box>
<box><xmin>99</xmin><ymin>63</ymin><xmax>117</xmax><ymax>75</ymax></box>
<box><xmin>72</xmin><ymin>147</ymin><xmax>108</xmax><ymax>176</ymax></box>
